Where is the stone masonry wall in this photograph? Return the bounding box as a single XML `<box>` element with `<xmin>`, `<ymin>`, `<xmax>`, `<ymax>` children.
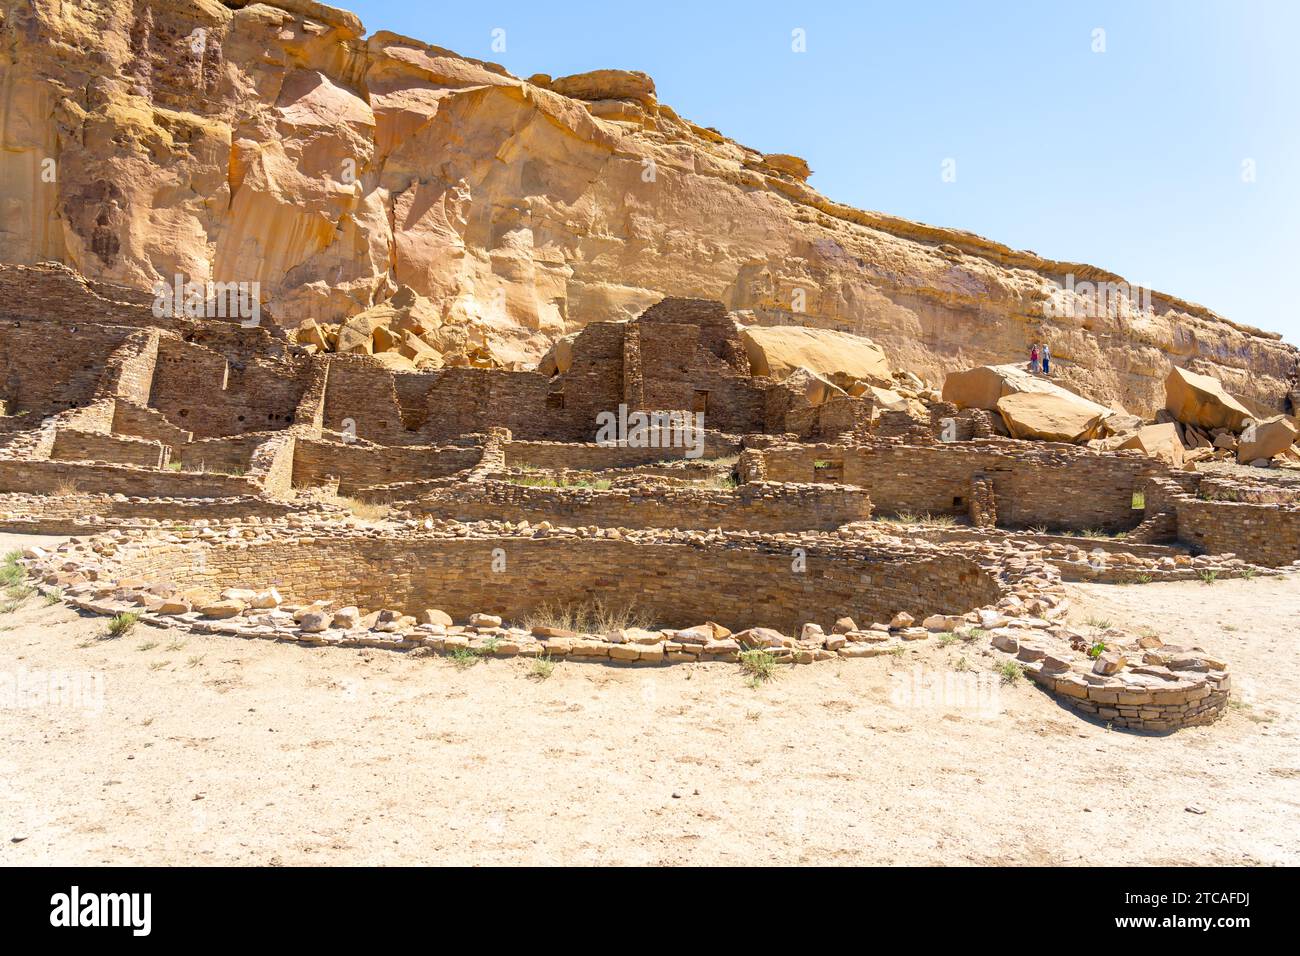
<box><xmin>419</xmin><ymin>480</ymin><xmax>873</xmax><ymax>532</ymax></box>
<box><xmin>49</xmin><ymin>428</ymin><xmax>168</xmax><ymax>468</ymax></box>
<box><xmin>117</xmin><ymin>535</ymin><xmax>1004</xmax><ymax>634</ymax></box>
<box><xmin>291</xmin><ymin>438</ymin><xmax>482</xmax><ymax>494</ymax></box>
<box><xmin>503</xmin><ymin>435</ymin><xmax>740</xmax><ymax>471</ymax></box>
<box><xmin>1176</xmin><ymin>499</ymin><xmax>1300</xmax><ymax>567</ymax></box>
<box><xmin>0</xmin><ymin>459</ymin><xmax>254</xmax><ymax>497</ymax></box>
<box><xmin>177</xmin><ymin>434</ymin><xmax>265</xmax><ymax>474</ymax></box>
<box><xmin>757</xmin><ymin>441</ymin><xmax>1157</xmax><ymax>532</ymax></box>
<box><xmin>0</xmin><ymin>320</ymin><xmax>137</xmax><ymax>416</ymax></box>
<box><xmin>111</xmin><ymin>401</ymin><xmax>194</xmax><ymax>457</ymax></box>
<box><xmin>624</xmin><ymin>299</ymin><xmax>768</xmax><ymax>433</ymax></box>
<box><xmin>0</xmin><ymin>492</ymin><xmax>299</xmax><ymax>532</ymax></box>
<box><xmin>148</xmin><ymin>337</ymin><xmax>307</xmax><ymax>438</ymax></box>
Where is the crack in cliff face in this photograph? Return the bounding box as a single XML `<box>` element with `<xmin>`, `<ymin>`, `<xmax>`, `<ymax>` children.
<box><xmin>0</xmin><ymin>0</ymin><xmax>1295</xmax><ymax>414</ymax></box>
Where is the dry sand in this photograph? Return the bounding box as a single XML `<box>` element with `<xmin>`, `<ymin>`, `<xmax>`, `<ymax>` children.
<box><xmin>1</xmin><ymin>531</ymin><xmax>1296</xmax><ymax>866</ymax></box>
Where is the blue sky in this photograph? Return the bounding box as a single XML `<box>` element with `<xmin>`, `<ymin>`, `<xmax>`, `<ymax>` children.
<box><xmin>349</xmin><ymin>0</ymin><xmax>1299</xmax><ymax>343</ymax></box>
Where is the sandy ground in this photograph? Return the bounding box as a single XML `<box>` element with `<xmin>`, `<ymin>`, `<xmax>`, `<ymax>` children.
<box><xmin>1</xmin><ymin>530</ymin><xmax>1297</xmax><ymax>866</ymax></box>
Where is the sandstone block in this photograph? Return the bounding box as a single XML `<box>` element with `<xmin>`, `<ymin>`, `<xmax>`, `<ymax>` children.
<box><xmin>198</xmin><ymin>599</ymin><xmax>245</xmax><ymax>619</ymax></box>
<box><xmin>1165</xmin><ymin>366</ymin><xmax>1252</xmax><ymax>432</ymax></box>
<box><xmin>734</xmin><ymin>627</ymin><xmax>786</xmax><ymax>649</ymax></box>
<box><xmin>298</xmin><ymin>611</ymin><xmax>331</xmax><ymax>633</ymax></box>
<box><xmin>420</xmin><ymin>608</ymin><xmax>453</xmax><ymax>627</ymax></box>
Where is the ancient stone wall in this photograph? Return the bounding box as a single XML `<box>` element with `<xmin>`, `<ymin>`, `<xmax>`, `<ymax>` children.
<box><xmin>0</xmin><ymin>492</ymin><xmax>300</xmax><ymax>532</ymax></box>
<box><xmin>49</xmin><ymin>428</ymin><xmax>168</xmax><ymax>468</ymax></box>
<box><xmin>623</xmin><ymin>299</ymin><xmax>768</xmax><ymax>433</ymax></box>
<box><xmin>0</xmin><ymin>459</ymin><xmax>254</xmax><ymax>497</ymax></box>
<box><xmin>148</xmin><ymin>337</ymin><xmax>307</xmax><ymax>437</ymax></box>
<box><xmin>503</xmin><ymin>436</ymin><xmax>739</xmax><ymax>471</ymax></box>
<box><xmin>248</xmin><ymin>433</ymin><xmax>298</xmax><ymax>497</ymax></box>
<box><xmin>552</xmin><ymin>321</ymin><xmax>626</xmax><ymax>435</ymax></box>
<box><xmin>0</xmin><ymin>320</ymin><xmax>138</xmax><ymax>416</ymax></box>
<box><xmin>419</xmin><ymin>480</ymin><xmax>873</xmax><ymax>532</ymax></box>
<box><xmin>0</xmin><ymin>265</ymin><xmax>163</xmax><ymax>327</ymax></box>
<box><xmin>319</xmin><ymin>356</ymin><xmax>409</xmax><ymax>444</ymax></box>
<box><xmin>1176</xmin><ymin>499</ymin><xmax>1300</xmax><ymax>567</ymax></box>
<box><xmin>111</xmin><ymin>401</ymin><xmax>194</xmax><ymax>457</ymax></box>
<box><xmin>96</xmin><ymin>330</ymin><xmax>160</xmax><ymax>405</ymax></box>
<box><xmin>114</xmin><ymin>535</ymin><xmax>1004</xmax><ymax>633</ymax></box>
<box><xmin>291</xmin><ymin>437</ymin><xmax>482</xmax><ymax>494</ymax></box>
<box><xmin>1027</xmin><ymin>663</ymin><xmax>1230</xmax><ymax>732</ymax></box>
<box><xmin>757</xmin><ymin>441</ymin><xmax>1156</xmax><ymax>532</ymax></box>
<box><xmin>417</xmin><ymin>367</ymin><xmax>571</xmax><ymax>441</ymax></box>
<box><xmin>177</xmin><ymin>434</ymin><xmax>264</xmax><ymax>474</ymax></box>
<box><xmin>783</xmin><ymin>395</ymin><xmax>873</xmax><ymax>442</ymax></box>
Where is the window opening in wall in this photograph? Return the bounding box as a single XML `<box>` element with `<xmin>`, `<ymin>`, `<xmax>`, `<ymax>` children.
<box><xmin>1132</xmin><ymin>490</ymin><xmax>1146</xmax><ymax>510</ymax></box>
<box><xmin>952</xmin><ymin>496</ymin><xmax>964</xmax><ymax>507</ymax></box>
<box><xmin>813</xmin><ymin>458</ymin><xmax>844</xmax><ymax>483</ymax></box>
<box><xmin>692</xmin><ymin>390</ymin><xmax>709</xmax><ymax>414</ymax></box>
<box><xmin>547</xmin><ymin>391</ymin><xmax>565</xmax><ymax>410</ymax></box>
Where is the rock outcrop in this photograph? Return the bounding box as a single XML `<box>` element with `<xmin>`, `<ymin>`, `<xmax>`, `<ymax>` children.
<box><xmin>1</xmin><ymin>0</ymin><xmax>1296</xmax><ymax>408</ymax></box>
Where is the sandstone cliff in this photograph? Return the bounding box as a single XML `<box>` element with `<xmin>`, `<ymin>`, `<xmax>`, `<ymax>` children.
<box><xmin>2</xmin><ymin>0</ymin><xmax>1296</xmax><ymax>415</ymax></box>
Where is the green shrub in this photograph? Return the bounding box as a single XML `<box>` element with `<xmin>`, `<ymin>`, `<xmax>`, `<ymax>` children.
<box><xmin>739</xmin><ymin>649</ymin><xmax>779</xmax><ymax>686</ymax></box>
<box><xmin>107</xmin><ymin>612</ymin><xmax>140</xmax><ymax>638</ymax></box>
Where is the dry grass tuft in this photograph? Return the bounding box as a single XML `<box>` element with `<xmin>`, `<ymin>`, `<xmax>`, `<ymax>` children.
<box><xmin>521</xmin><ymin>597</ymin><xmax>652</xmax><ymax>635</ymax></box>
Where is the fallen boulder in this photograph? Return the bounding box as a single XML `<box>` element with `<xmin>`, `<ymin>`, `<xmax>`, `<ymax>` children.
<box><xmin>536</xmin><ymin>332</ymin><xmax>579</xmax><ymax>377</ymax></box>
<box><xmin>739</xmin><ymin>325</ymin><xmax>891</xmax><ymax>385</ymax></box>
<box><xmin>779</xmin><ymin>366</ymin><xmax>847</xmax><ymax>407</ymax></box>
<box><xmin>1165</xmin><ymin>366</ymin><xmax>1252</xmax><ymax>432</ymax></box>
<box><xmin>336</xmin><ymin>311</ymin><xmax>385</xmax><ymax>355</ymax></box>
<box><xmin>1237</xmin><ymin>415</ymin><xmax>1298</xmax><ymax>463</ymax></box>
<box><xmin>1114</xmin><ymin>423</ymin><xmax>1185</xmax><ymax>467</ymax></box>
<box><xmin>942</xmin><ymin>364</ymin><xmax>1112</xmax><ymax>417</ymax></box>
<box><xmin>995</xmin><ymin>391</ymin><xmax>1109</xmax><ymax>443</ymax></box>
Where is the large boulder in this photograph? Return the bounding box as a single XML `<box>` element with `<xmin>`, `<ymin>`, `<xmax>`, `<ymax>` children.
<box><xmin>866</xmin><ymin>385</ymin><xmax>909</xmax><ymax>410</ymax></box>
<box><xmin>942</xmin><ymin>364</ymin><xmax>1110</xmax><ymax>418</ymax></box>
<box><xmin>336</xmin><ymin>311</ymin><xmax>385</xmax><ymax>355</ymax></box>
<box><xmin>1113</xmin><ymin>423</ymin><xmax>1185</xmax><ymax>467</ymax></box>
<box><xmin>1237</xmin><ymin>415</ymin><xmax>1298</xmax><ymax>463</ymax></box>
<box><xmin>865</xmin><ymin>385</ymin><xmax>927</xmax><ymax>419</ymax></box>
<box><xmin>1165</xmin><ymin>367</ymin><xmax>1253</xmax><ymax>432</ymax></box>
<box><xmin>739</xmin><ymin>326</ymin><xmax>891</xmax><ymax>385</ymax></box>
<box><xmin>996</xmin><ymin>391</ymin><xmax>1108</xmax><ymax>443</ymax></box>
<box><xmin>536</xmin><ymin>332</ymin><xmax>579</xmax><ymax>377</ymax></box>
<box><xmin>1101</xmin><ymin>410</ymin><xmax>1144</xmax><ymax>437</ymax></box>
<box><xmin>782</xmin><ymin>366</ymin><xmax>846</xmax><ymax>407</ymax></box>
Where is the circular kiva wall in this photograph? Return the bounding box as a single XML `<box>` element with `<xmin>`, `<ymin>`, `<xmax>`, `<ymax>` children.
<box><xmin>120</xmin><ymin>536</ymin><xmax>1003</xmax><ymax>632</ymax></box>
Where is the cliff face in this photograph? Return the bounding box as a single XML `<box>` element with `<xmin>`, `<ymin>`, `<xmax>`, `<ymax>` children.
<box><xmin>2</xmin><ymin>0</ymin><xmax>1295</xmax><ymax>414</ymax></box>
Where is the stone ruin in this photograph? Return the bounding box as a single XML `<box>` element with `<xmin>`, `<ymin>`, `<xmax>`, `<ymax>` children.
<box><xmin>5</xmin><ymin>263</ymin><xmax>1299</xmax><ymax>732</ymax></box>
